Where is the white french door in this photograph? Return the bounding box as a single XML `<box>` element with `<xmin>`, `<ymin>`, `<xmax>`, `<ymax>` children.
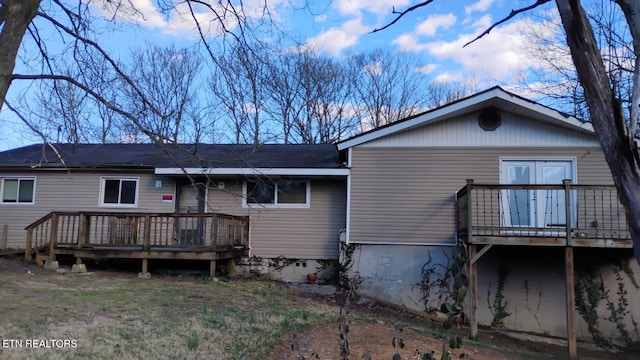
<box><xmin>501</xmin><ymin>160</ymin><xmax>574</xmax><ymax>229</ymax></box>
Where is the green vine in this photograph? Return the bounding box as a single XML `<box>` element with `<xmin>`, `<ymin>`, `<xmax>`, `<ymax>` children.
<box><xmin>338</xmin><ymin>243</ymin><xmax>359</xmax><ymax>290</ymax></box>
<box><xmin>575</xmin><ymin>267</ymin><xmax>609</xmax><ymax>347</ymax></box>
<box><xmin>487</xmin><ymin>262</ymin><xmax>511</xmax><ymax>328</ymax></box>
<box><xmin>575</xmin><ymin>259</ymin><xmax>640</xmax><ymax>350</ymax></box>
<box><xmin>269</xmin><ymin>255</ymin><xmax>297</xmax><ymax>272</ymax></box>
<box><xmin>605</xmin><ymin>266</ymin><xmax>634</xmax><ymax>346</ymax></box>
<box><xmin>413</xmin><ymin>251</ymin><xmax>453</xmax><ymax>314</ymax></box>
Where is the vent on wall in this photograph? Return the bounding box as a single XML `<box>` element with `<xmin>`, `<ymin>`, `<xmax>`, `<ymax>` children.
<box><xmin>478</xmin><ymin>108</ymin><xmax>501</xmax><ymax>131</ymax></box>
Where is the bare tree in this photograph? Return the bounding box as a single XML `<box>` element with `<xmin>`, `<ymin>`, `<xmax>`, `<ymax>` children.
<box><xmin>520</xmin><ymin>1</ymin><xmax>634</xmax><ymax>121</ymax></box>
<box><xmin>209</xmin><ymin>42</ymin><xmax>270</xmax><ymax>144</ymax></box>
<box><xmin>348</xmin><ymin>48</ymin><xmax>429</xmax><ymax>129</ymax></box>
<box><xmin>123</xmin><ymin>45</ymin><xmax>203</xmax><ymax>143</ymax></box>
<box><xmin>374</xmin><ymin>0</ymin><xmax>640</xmax><ymax>263</ymax></box>
<box><xmin>1</xmin><ymin>1</ymin><xmax>268</xmax><ymax>147</ymax></box>
<box><xmin>289</xmin><ymin>50</ymin><xmax>356</xmax><ymax>144</ymax></box>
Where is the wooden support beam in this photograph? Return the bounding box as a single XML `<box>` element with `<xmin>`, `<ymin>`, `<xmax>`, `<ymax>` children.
<box><xmin>25</xmin><ymin>228</ymin><xmax>33</xmax><ymax>260</ymax></box>
<box><xmin>143</xmin><ymin>215</ymin><xmax>151</xmax><ymax>250</ymax></box>
<box><xmin>469</xmin><ymin>244</ymin><xmax>478</xmax><ymax>339</ymax></box>
<box><xmin>210</xmin><ymin>260</ymin><xmax>216</xmax><ymax>278</ymax></box>
<box><xmin>470</xmin><ymin>244</ymin><xmax>492</xmax><ymax>265</ymax></box>
<box><xmin>142</xmin><ymin>259</ymin><xmax>148</xmax><ymax>273</ymax></box>
<box><xmin>49</xmin><ymin>213</ymin><xmax>58</xmax><ymax>261</ymax></box>
<box><xmin>563</xmin><ymin>179</ymin><xmax>573</xmax><ymax>247</ymax></box>
<box><xmin>76</xmin><ymin>257</ymin><xmax>83</xmax><ymax>265</ymax></box>
<box><xmin>565</xmin><ymin>246</ymin><xmax>577</xmax><ymax>359</ymax></box>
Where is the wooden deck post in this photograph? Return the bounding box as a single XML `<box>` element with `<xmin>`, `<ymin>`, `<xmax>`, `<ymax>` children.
<box><xmin>565</xmin><ymin>246</ymin><xmax>577</xmax><ymax>358</ymax></box>
<box><xmin>143</xmin><ymin>215</ymin><xmax>151</xmax><ymax>250</ymax></box>
<box><xmin>77</xmin><ymin>213</ymin><xmax>85</xmax><ymax>248</ymax></box>
<box><xmin>211</xmin><ymin>213</ymin><xmax>218</xmax><ymax>251</ymax></box>
<box><xmin>210</xmin><ymin>260</ymin><xmax>216</xmax><ymax>278</ymax></box>
<box><xmin>142</xmin><ymin>259</ymin><xmax>148</xmax><ymax>273</ymax></box>
<box><xmin>469</xmin><ymin>244</ymin><xmax>478</xmax><ymax>339</ymax></box>
<box><xmin>49</xmin><ymin>213</ymin><xmax>59</xmax><ymax>261</ymax></box>
<box><xmin>563</xmin><ymin>179</ymin><xmax>573</xmax><ymax>247</ymax></box>
<box><xmin>465</xmin><ymin>179</ymin><xmax>477</xmax><ymax>339</ymax></box>
<box><xmin>83</xmin><ymin>213</ymin><xmax>91</xmax><ymax>245</ymax></box>
<box><xmin>25</xmin><ymin>228</ymin><xmax>33</xmax><ymax>260</ymax></box>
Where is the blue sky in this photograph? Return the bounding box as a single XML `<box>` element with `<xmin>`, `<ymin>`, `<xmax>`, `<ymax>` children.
<box><xmin>0</xmin><ymin>0</ymin><xmax>560</xmax><ymax>150</ymax></box>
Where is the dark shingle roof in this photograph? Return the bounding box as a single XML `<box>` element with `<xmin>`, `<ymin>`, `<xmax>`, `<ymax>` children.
<box><xmin>0</xmin><ymin>143</ymin><xmax>344</xmax><ymax>170</ymax></box>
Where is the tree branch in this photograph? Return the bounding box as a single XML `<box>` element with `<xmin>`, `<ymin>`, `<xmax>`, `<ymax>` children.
<box><xmin>35</xmin><ymin>10</ymin><xmax>164</xmax><ymax>118</ymax></box>
<box><xmin>463</xmin><ymin>0</ymin><xmax>552</xmax><ymax>47</ymax></box>
<box><xmin>371</xmin><ymin>1</ymin><xmax>435</xmax><ymax>33</ymax></box>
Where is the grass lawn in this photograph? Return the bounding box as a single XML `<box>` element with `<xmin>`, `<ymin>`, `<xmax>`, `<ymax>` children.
<box><xmin>0</xmin><ymin>262</ymin><xmax>338</xmax><ymax>360</ymax></box>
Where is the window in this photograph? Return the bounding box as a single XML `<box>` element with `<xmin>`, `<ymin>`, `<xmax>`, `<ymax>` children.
<box><xmin>100</xmin><ymin>177</ymin><xmax>139</xmax><ymax>207</ymax></box>
<box><xmin>1</xmin><ymin>177</ymin><xmax>35</xmax><ymax>204</ymax></box>
<box><xmin>244</xmin><ymin>180</ymin><xmax>309</xmax><ymax>207</ymax></box>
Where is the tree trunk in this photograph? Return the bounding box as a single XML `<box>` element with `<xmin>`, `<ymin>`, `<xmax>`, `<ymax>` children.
<box><xmin>0</xmin><ymin>0</ymin><xmax>40</xmax><ymax>106</ymax></box>
<box><xmin>556</xmin><ymin>0</ymin><xmax>640</xmax><ymax>264</ymax></box>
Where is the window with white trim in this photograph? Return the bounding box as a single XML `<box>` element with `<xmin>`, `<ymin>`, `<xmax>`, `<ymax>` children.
<box><xmin>1</xmin><ymin>177</ymin><xmax>36</xmax><ymax>204</ymax></box>
<box><xmin>100</xmin><ymin>177</ymin><xmax>139</xmax><ymax>207</ymax></box>
<box><xmin>244</xmin><ymin>180</ymin><xmax>309</xmax><ymax>207</ymax></box>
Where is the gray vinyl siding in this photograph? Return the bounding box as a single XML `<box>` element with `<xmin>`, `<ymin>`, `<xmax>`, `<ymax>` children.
<box><xmin>0</xmin><ymin>171</ymin><xmax>175</xmax><ymax>249</ymax></box>
<box><xmin>207</xmin><ymin>179</ymin><xmax>346</xmax><ymax>259</ymax></box>
<box><xmin>348</xmin><ymin>147</ymin><xmax>612</xmax><ymax>244</ymax></box>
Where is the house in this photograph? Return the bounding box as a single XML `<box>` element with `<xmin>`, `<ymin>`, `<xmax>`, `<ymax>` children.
<box><xmin>2</xmin><ymin>87</ymin><xmax>639</xmax><ymax>350</ymax></box>
<box><xmin>0</xmin><ymin>143</ymin><xmax>348</xmax><ymax>279</ymax></box>
<box><xmin>337</xmin><ymin>87</ymin><xmax>639</xmax><ymax>348</ymax></box>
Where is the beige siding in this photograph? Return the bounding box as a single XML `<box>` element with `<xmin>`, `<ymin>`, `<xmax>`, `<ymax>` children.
<box><xmin>360</xmin><ymin>111</ymin><xmax>599</xmax><ymax>148</ymax></box>
<box><xmin>207</xmin><ymin>179</ymin><xmax>346</xmax><ymax>259</ymax></box>
<box><xmin>349</xmin><ymin>147</ymin><xmax>612</xmax><ymax>244</ymax></box>
<box><xmin>0</xmin><ymin>171</ymin><xmax>175</xmax><ymax>249</ymax></box>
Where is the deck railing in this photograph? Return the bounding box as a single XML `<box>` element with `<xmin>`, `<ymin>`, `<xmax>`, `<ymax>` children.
<box><xmin>456</xmin><ymin>180</ymin><xmax>630</xmax><ymax>244</ymax></box>
<box><xmin>25</xmin><ymin>211</ymin><xmax>250</xmax><ymax>257</ymax></box>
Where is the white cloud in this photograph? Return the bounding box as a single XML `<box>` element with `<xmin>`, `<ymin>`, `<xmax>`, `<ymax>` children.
<box><xmin>465</xmin><ymin>0</ymin><xmax>495</xmax><ymax>16</ymax></box>
<box><xmin>395</xmin><ymin>16</ymin><xmax>543</xmax><ymax>83</ymax></box>
<box><xmin>471</xmin><ymin>14</ymin><xmax>493</xmax><ymax>31</ymax></box>
<box><xmin>91</xmin><ymin>0</ymin><xmax>289</xmax><ymax>37</ymax></box>
<box><xmin>416</xmin><ymin>14</ymin><xmax>457</xmax><ymax>37</ymax></box>
<box><xmin>392</xmin><ymin>33</ymin><xmax>428</xmax><ymax>52</ymax></box>
<box><xmin>333</xmin><ymin>0</ymin><xmax>410</xmax><ymax>16</ymax></box>
<box><xmin>433</xmin><ymin>71</ymin><xmax>463</xmax><ymax>83</ymax></box>
<box><xmin>306</xmin><ymin>17</ymin><xmax>370</xmax><ymax>55</ymax></box>
<box><xmin>415</xmin><ymin>64</ymin><xmax>439</xmax><ymax>75</ymax></box>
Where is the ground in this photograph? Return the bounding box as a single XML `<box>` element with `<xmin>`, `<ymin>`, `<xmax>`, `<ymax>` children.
<box><xmin>265</xmin><ymin>292</ymin><xmax>627</xmax><ymax>360</ymax></box>
<box><xmin>0</xmin><ymin>253</ymin><xmax>632</xmax><ymax>360</ymax></box>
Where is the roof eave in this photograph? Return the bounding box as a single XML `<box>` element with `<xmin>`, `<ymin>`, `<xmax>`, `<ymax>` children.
<box><xmin>154</xmin><ymin>167</ymin><xmax>350</xmax><ymax>176</ymax></box>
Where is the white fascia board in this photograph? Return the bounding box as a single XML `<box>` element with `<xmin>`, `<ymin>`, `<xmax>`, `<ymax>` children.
<box><xmin>337</xmin><ymin>89</ymin><xmax>501</xmax><ymax>150</ymax></box>
<box><xmin>155</xmin><ymin>167</ymin><xmax>350</xmax><ymax>176</ymax></box>
<box><xmin>495</xmin><ymin>91</ymin><xmax>594</xmax><ymax>133</ymax></box>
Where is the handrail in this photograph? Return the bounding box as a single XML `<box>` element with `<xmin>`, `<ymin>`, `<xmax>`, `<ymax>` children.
<box><xmin>24</xmin><ymin>211</ymin><xmax>54</xmax><ymax>230</ymax></box>
<box><xmin>24</xmin><ymin>211</ymin><xmax>250</xmax><ymax>255</ymax></box>
<box><xmin>456</xmin><ymin>181</ymin><xmax>630</xmax><ymax>244</ymax></box>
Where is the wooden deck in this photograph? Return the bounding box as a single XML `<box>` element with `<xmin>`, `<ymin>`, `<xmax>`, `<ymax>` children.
<box><xmin>25</xmin><ymin>211</ymin><xmax>250</xmax><ymax>276</ymax></box>
<box><xmin>455</xmin><ymin>179</ymin><xmax>633</xmax><ymax>359</ymax></box>
<box><xmin>456</xmin><ymin>179</ymin><xmax>632</xmax><ymax>248</ymax></box>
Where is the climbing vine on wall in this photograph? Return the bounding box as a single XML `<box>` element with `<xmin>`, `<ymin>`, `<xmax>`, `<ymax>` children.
<box><xmin>413</xmin><ymin>251</ymin><xmax>454</xmax><ymax>314</ymax></box>
<box><xmin>487</xmin><ymin>262</ymin><xmax>511</xmax><ymax>328</ymax></box>
<box><xmin>575</xmin><ymin>259</ymin><xmax>640</xmax><ymax>350</ymax></box>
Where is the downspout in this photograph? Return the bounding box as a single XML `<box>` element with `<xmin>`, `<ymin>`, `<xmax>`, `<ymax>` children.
<box><xmin>345</xmin><ymin>147</ymin><xmax>353</xmax><ymax>245</ymax></box>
